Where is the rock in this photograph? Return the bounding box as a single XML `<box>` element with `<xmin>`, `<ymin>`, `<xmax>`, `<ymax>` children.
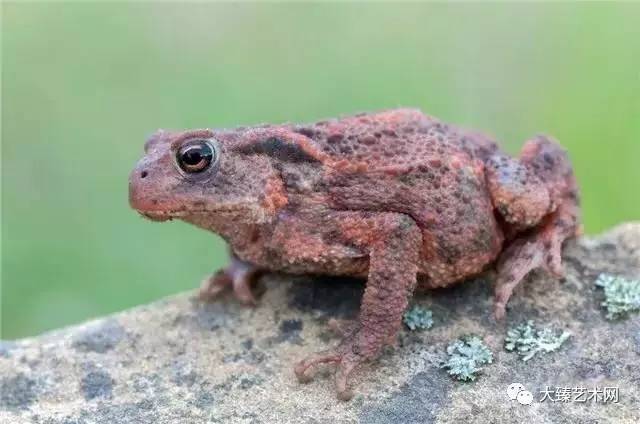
<box><xmin>71</xmin><ymin>319</ymin><xmax>126</xmax><ymax>354</ymax></box>
<box><xmin>1</xmin><ymin>223</ymin><xmax>639</xmax><ymax>423</ymax></box>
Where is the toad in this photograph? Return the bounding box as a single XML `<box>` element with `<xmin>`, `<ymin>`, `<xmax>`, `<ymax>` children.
<box><xmin>129</xmin><ymin>109</ymin><xmax>580</xmax><ymax>400</ymax></box>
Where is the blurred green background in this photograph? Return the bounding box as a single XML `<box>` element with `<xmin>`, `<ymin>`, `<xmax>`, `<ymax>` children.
<box><xmin>2</xmin><ymin>2</ymin><xmax>639</xmax><ymax>339</ymax></box>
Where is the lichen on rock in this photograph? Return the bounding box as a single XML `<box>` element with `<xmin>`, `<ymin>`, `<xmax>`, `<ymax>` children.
<box><xmin>594</xmin><ymin>272</ymin><xmax>640</xmax><ymax>320</ymax></box>
<box><xmin>403</xmin><ymin>305</ymin><xmax>434</xmax><ymax>331</ymax></box>
<box><xmin>440</xmin><ymin>335</ymin><xmax>493</xmax><ymax>381</ymax></box>
<box><xmin>504</xmin><ymin>321</ymin><xmax>571</xmax><ymax>361</ymax></box>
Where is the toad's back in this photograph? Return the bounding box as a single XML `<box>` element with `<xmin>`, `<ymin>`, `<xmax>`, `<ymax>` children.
<box><xmin>293</xmin><ymin>109</ymin><xmax>499</xmax><ymax>169</ymax></box>
<box><xmin>293</xmin><ymin>109</ymin><xmax>505</xmax><ymax>285</ymax></box>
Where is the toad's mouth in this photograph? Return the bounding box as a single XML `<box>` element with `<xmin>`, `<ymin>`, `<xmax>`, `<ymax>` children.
<box><xmin>135</xmin><ymin>204</ymin><xmax>252</xmax><ymax>223</ymax></box>
<box><xmin>138</xmin><ymin>210</ymin><xmax>179</xmax><ymax>222</ymax></box>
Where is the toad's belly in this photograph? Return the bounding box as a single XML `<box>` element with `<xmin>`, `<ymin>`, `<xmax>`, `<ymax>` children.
<box><xmin>228</xmin><ymin>222</ymin><xmax>503</xmax><ymax>285</ymax></box>
<box><xmin>416</xmin><ymin>216</ymin><xmax>504</xmax><ymax>288</ymax></box>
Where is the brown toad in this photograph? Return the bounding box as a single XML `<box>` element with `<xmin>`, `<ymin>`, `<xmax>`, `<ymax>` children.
<box><xmin>129</xmin><ymin>109</ymin><xmax>580</xmax><ymax>400</ymax></box>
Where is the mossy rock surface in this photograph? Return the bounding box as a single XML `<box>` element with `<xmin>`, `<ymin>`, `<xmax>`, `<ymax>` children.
<box><xmin>1</xmin><ymin>223</ymin><xmax>639</xmax><ymax>423</ymax></box>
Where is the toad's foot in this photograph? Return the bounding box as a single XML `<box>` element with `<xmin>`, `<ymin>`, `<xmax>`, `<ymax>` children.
<box><xmin>295</xmin><ymin>328</ymin><xmax>385</xmax><ymax>401</ymax></box>
<box><xmin>295</xmin><ymin>319</ymin><xmax>402</xmax><ymax>400</ymax></box>
<box><xmin>198</xmin><ymin>256</ymin><xmax>262</xmax><ymax>305</ymax></box>
<box><xmin>493</xmin><ymin>204</ymin><xmax>578</xmax><ymax>319</ymax></box>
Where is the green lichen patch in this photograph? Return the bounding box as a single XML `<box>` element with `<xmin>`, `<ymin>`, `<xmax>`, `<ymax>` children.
<box><xmin>504</xmin><ymin>321</ymin><xmax>571</xmax><ymax>362</ymax></box>
<box><xmin>403</xmin><ymin>305</ymin><xmax>434</xmax><ymax>331</ymax></box>
<box><xmin>594</xmin><ymin>273</ymin><xmax>640</xmax><ymax>320</ymax></box>
<box><xmin>441</xmin><ymin>335</ymin><xmax>493</xmax><ymax>381</ymax></box>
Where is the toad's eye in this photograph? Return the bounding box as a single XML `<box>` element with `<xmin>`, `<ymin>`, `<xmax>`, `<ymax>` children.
<box><xmin>176</xmin><ymin>140</ymin><xmax>215</xmax><ymax>173</ymax></box>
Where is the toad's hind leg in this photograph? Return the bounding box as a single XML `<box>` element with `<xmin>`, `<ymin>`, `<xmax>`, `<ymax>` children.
<box><xmin>491</xmin><ymin>136</ymin><xmax>580</xmax><ymax>319</ymax></box>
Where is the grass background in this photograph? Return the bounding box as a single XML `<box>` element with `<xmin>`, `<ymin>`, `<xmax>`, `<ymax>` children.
<box><xmin>2</xmin><ymin>2</ymin><xmax>639</xmax><ymax>339</ymax></box>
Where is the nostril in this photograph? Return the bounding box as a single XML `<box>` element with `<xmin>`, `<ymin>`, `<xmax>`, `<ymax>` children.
<box><xmin>140</xmin><ymin>170</ymin><xmax>148</xmax><ymax>179</ymax></box>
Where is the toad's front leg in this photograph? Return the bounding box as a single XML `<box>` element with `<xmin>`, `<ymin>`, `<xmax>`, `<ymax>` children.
<box><xmin>295</xmin><ymin>213</ymin><xmax>420</xmax><ymax>400</ymax></box>
<box><xmin>199</xmin><ymin>253</ymin><xmax>263</xmax><ymax>305</ymax></box>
